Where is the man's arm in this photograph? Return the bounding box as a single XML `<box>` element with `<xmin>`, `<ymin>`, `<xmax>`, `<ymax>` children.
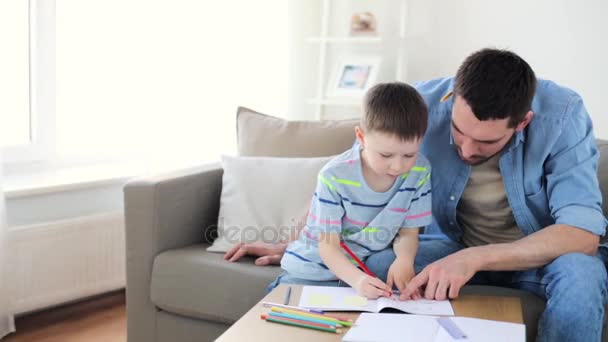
<box><xmin>472</xmin><ymin>223</ymin><xmax>598</xmax><ymax>270</ymax></box>
<box><xmin>223</xmin><ymin>209</ymin><xmax>307</xmax><ymax>265</ymax></box>
<box><xmin>401</xmin><ymin>224</ymin><xmax>598</xmax><ymax>301</ymax></box>
<box><xmin>402</xmin><ymin>95</ymin><xmax>606</xmax><ymax>301</ymax></box>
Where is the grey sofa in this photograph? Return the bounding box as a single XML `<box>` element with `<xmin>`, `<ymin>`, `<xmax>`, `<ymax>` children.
<box><xmin>124</xmin><ymin>109</ymin><xmax>608</xmax><ymax>342</ymax></box>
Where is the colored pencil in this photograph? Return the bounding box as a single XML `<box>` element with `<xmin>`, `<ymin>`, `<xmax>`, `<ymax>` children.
<box><xmin>268</xmin><ymin>311</ymin><xmax>342</xmax><ymax>327</ymax></box>
<box><xmin>261</xmin><ymin>314</ymin><xmax>342</xmax><ymax>333</ymax></box>
<box><xmin>340</xmin><ymin>242</ymin><xmax>376</xmax><ymax>278</ymax></box>
<box><xmin>261</xmin><ymin>301</ymin><xmax>325</xmax><ymax>315</ymax></box>
<box><xmin>271</xmin><ymin>307</ymin><xmax>353</xmax><ymax>327</ymax></box>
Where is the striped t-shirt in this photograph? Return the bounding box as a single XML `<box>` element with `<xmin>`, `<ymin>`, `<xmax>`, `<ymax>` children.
<box><xmin>280</xmin><ymin>144</ymin><xmax>433</xmax><ymax>281</ymax></box>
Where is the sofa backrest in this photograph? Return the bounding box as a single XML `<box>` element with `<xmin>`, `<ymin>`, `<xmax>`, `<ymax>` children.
<box><xmin>236</xmin><ymin>107</ymin><xmax>358</xmax><ymax>157</ymax></box>
<box><xmin>234</xmin><ymin>107</ymin><xmax>608</xmax><ymax>225</ymax></box>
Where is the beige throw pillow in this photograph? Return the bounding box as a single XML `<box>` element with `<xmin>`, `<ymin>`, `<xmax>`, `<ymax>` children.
<box><xmin>237</xmin><ymin>107</ymin><xmax>358</xmax><ymax>157</ymax></box>
<box><xmin>206</xmin><ymin>155</ymin><xmax>333</xmax><ymax>253</ymax></box>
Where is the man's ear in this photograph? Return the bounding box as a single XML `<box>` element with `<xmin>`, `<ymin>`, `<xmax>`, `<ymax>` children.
<box><xmin>355</xmin><ymin>126</ymin><xmax>365</xmax><ymax>145</ymax></box>
<box><xmin>515</xmin><ymin>111</ymin><xmax>534</xmax><ymax>132</ymax></box>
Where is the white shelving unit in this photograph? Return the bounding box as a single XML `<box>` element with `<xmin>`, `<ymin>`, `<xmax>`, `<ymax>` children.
<box><xmin>309</xmin><ymin>0</ymin><xmax>408</xmax><ymax>120</ymax></box>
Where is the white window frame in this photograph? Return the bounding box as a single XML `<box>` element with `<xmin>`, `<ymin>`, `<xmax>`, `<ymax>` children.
<box><xmin>2</xmin><ymin>0</ymin><xmax>55</xmax><ymax>166</ymax></box>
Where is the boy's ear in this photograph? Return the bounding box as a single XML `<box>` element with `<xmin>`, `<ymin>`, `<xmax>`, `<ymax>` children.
<box><xmin>355</xmin><ymin>126</ymin><xmax>365</xmax><ymax>145</ymax></box>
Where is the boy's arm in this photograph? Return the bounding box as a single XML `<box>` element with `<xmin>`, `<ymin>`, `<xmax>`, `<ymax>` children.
<box><xmin>393</xmin><ymin>227</ymin><xmax>419</xmax><ymax>264</ymax></box>
<box><xmin>387</xmin><ymin>228</ymin><xmax>419</xmax><ymax>294</ymax></box>
<box><xmin>319</xmin><ymin>232</ymin><xmax>391</xmax><ymax>298</ymax></box>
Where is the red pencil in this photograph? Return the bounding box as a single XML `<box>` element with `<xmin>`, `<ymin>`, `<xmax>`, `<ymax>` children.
<box><xmin>340</xmin><ymin>241</ymin><xmax>376</xmax><ymax>278</ymax></box>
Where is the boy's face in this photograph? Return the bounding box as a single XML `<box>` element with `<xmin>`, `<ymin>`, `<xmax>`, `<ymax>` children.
<box><xmin>356</xmin><ymin>127</ymin><xmax>421</xmax><ymax>180</ymax></box>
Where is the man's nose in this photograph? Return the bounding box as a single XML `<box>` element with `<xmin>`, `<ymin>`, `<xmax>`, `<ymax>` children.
<box><xmin>460</xmin><ymin>139</ymin><xmax>477</xmax><ymax>158</ymax></box>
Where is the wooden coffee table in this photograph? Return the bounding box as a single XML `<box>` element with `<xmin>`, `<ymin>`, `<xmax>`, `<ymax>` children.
<box><xmin>216</xmin><ymin>284</ymin><xmax>523</xmax><ymax>342</ymax></box>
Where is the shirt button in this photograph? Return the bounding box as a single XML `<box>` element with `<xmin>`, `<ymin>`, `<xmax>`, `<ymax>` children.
<box><xmin>449</xmin><ymin>222</ymin><xmax>454</xmax><ymax>225</ymax></box>
<box><xmin>449</xmin><ymin>195</ymin><xmax>455</xmax><ymax>201</ymax></box>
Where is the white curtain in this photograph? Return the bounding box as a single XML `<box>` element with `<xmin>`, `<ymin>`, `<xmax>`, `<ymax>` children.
<box><xmin>0</xmin><ymin>159</ymin><xmax>15</xmax><ymax>339</ymax></box>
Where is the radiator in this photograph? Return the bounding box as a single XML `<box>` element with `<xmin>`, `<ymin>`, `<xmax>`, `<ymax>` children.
<box><xmin>6</xmin><ymin>212</ymin><xmax>125</xmax><ymax>314</ymax></box>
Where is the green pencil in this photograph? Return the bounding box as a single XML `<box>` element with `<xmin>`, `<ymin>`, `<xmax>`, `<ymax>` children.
<box><xmin>263</xmin><ymin>315</ymin><xmax>342</xmax><ymax>333</ymax></box>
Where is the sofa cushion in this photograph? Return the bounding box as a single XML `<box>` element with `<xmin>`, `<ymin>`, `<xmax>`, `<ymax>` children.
<box><xmin>237</xmin><ymin>106</ymin><xmax>358</xmax><ymax>157</ymax></box>
<box><xmin>150</xmin><ymin>244</ymin><xmax>281</xmax><ymax>324</ymax></box>
<box><xmin>597</xmin><ymin>139</ymin><xmax>608</xmax><ymax>216</ymax></box>
<box><xmin>207</xmin><ymin>155</ymin><xmax>331</xmax><ymax>253</ymax></box>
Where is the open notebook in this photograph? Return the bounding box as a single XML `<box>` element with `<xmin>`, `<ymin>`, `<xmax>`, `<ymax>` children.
<box><xmin>343</xmin><ymin>313</ymin><xmax>525</xmax><ymax>342</ymax></box>
<box><xmin>298</xmin><ymin>286</ymin><xmax>454</xmax><ymax>316</ymax></box>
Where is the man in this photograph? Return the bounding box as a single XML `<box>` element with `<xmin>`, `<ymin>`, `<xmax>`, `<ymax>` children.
<box><xmin>225</xmin><ymin>48</ymin><xmax>608</xmax><ymax>342</ymax></box>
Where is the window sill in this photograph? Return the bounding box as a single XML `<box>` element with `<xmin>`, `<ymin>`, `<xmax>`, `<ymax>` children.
<box><xmin>3</xmin><ymin>163</ymin><xmax>141</xmax><ymax>199</ymax></box>
<box><xmin>2</xmin><ymin>158</ymin><xmax>211</xmax><ymax>199</ymax></box>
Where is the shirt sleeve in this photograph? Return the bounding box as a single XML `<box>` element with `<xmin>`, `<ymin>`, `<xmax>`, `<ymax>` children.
<box><xmin>545</xmin><ymin>95</ymin><xmax>607</xmax><ymax>235</ymax></box>
<box><xmin>307</xmin><ymin>170</ymin><xmax>345</xmax><ymax>234</ymax></box>
<box><xmin>402</xmin><ymin>166</ymin><xmax>433</xmax><ymax>228</ymax></box>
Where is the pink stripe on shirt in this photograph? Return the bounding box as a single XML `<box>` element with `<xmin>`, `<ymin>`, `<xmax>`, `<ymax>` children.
<box><xmin>308</xmin><ymin>213</ymin><xmax>341</xmax><ymax>226</ymax></box>
<box><xmin>344</xmin><ymin>216</ymin><xmax>369</xmax><ymax>226</ymax></box>
<box><xmin>389</xmin><ymin>208</ymin><xmax>408</xmax><ymax>213</ymax></box>
<box><xmin>302</xmin><ymin>228</ymin><xmax>318</xmax><ymax>241</ymax></box>
<box><xmin>405</xmin><ymin>211</ymin><xmax>432</xmax><ymax>220</ymax></box>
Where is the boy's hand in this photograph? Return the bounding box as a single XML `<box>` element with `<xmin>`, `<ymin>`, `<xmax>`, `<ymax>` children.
<box><xmin>353</xmin><ymin>274</ymin><xmax>392</xmax><ymax>299</ymax></box>
<box><xmin>386</xmin><ymin>258</ymin><xmax>421</xmax><ymax>300</ymax></box>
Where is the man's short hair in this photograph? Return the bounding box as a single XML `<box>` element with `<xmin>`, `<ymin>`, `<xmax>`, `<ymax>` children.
<box><xmin>455</xmin><ymin>48</ymin><xmax>537</xmax><ymax>128</ymax></box>
<box><xmin>362</xmin><ymin>82</ymin><xmax>428</xmax><ymax>141</ymax></box>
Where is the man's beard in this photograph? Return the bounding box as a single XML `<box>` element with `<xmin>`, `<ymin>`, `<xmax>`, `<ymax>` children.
<box><xmin>453</xmin><ymin>145</ymin><xmax>499</xmax><ymax>166</ymax></box>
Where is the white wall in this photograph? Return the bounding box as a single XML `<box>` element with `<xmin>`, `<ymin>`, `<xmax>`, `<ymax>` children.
<box><xmin>403</xmin><ymin>0</ymin><xmax>608</xmax><ymax>138</ymax></box>
<box><xmin>289</xmin><ymin>0</ymin><xmax>608</xmax><ymax>139</ymax></box>
<box><xmin>287</xmin><ymin>0</ymin><xmax>402</xmax><ymax>120</ymax></box>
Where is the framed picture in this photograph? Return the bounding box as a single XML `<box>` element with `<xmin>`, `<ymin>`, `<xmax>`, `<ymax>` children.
<box><xmin>326</xmin><ymin>56</ymin><xmax>381</xmax><ymax>97</ymax></box>
<box><xmin>350</xmin><ymin>12</ymin><xmax>378</xmax><ymax>36</ymax></box>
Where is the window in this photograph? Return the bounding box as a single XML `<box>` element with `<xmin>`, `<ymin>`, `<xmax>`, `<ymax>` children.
<box><xmin>1</xmin><ymin>0</ymin><xmax>55</xmax><ymax>165</ymax></box>
<box><xmin>56</xmin><ymin>0</ymin><xmax>289</xmax><ymax>165</ymax></box>
<box><xmin>3</xmin><ymin>0</ymin><xmax>289</xmax><ymax>169</ymax></box>
<box><xmin>0</xmin><ymin>0</ymin><xmax>30</xmax><ymax>148</ymax></box>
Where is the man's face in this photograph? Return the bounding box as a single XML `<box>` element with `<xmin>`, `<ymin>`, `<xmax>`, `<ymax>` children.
<box><xmin>451</xmin><ymin>96</ymin><xmax>516</xmax><ymax>165</ymax></box>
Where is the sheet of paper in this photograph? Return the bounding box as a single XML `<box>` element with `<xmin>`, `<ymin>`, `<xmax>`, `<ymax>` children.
<box><xmin>377</xmin><ymin>296</ymin><xmax>455</xmax><ymax>316</ymax></box>
<box><xmin>299</xmin><ymin>286</ymin><xmax>377</xmax><ymax>312</ymax></box>
<box><xmin>343</xmin><ymin>314</ymin><xmax>526</xmax><ymax>342</ymax></box>
<box><xmin>344</xmin><ymin>295</ymin><xmax>368</xmax><ymax>306</ymax></box>
<box><xmin>342</xmin><ymin>313</ymin><xmax>440</xmax><ymax>342</ymax></box>
<box><xmin>308</xmin><ymin>293</ymin><xmax>332</xmax><ymax>306</ymax></box>
<box><xmin>299</xmin><ymin>286</ymin><xmax>454</xmax><ymax>315</ymax></box>
<box><xmin>434</xmin><ymin>317</ymin><xmax>525</xmax><ymax>342</ymax></box>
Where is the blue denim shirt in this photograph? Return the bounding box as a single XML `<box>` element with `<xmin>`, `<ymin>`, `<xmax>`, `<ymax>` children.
<box><xmin>416</xmin><ymin>77</ymin><xmax>607</xmax><ymax>242</ymax></box>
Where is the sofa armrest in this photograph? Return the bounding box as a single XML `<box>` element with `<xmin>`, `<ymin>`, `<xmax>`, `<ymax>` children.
<box><xmin>124</xmin><ymin>162</ymin><xmax>223</xmax><ymax>342</ymax></box>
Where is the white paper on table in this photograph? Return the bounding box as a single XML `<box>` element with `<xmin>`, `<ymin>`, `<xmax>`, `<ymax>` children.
<box><xmin>342</xmin><ymin>313</ymin><xmax>440</xmax><ymax>342</ymax></box>
<box><xmin>343</xmin><ymin>313</ymin><xmax>525</xmax><ymax>342</ymax></box>
<box><xmin>434</xmin><ymin>317</ymin><xmax>526</xmax><ymax>342</ymax></box>
<box><xmin>298</xmin><ymin>286</ymin><xmax>454</xmax><ymax>315</ymax></box>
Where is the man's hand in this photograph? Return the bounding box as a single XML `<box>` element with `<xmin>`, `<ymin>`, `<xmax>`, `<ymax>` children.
<box><xmin>400</xmin><ymin>250</ymin><xmax>479</xmax><ymax>301</ymax></box>
<box><xmin>353</xmin><ymin>274</ymin><xmax>393</xmax><ymax>299</ymax></box>
<box><xmin>386</xmin><ymin>258</ymin><xmax>420</xmax><ymax>300</ymax></box>
<box><xmin>223</xmin><ymin>242</ymin><xmax>286</xmax><ymax>266</ymax></box>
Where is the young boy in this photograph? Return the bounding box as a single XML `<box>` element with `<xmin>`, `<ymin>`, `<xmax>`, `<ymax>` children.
<box><xmin>275</xmin><ymin>82</ymin><xmax>432</xmax><ymax>299</ymax></box>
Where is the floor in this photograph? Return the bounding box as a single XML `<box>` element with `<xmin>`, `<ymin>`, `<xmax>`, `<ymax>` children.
<box><xmin>3</xmin><ymin>290</ymin><xmax>126</xmax><ymax>342</ymax></box>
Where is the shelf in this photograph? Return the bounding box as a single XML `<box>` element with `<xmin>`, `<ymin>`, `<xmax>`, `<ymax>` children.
<box><xmin>307</xmin><ymin>97</ymin><xmax>362</xmax><ymax>106</ymax></box>
<box><xmin>306</xmin><ymin>36</ymin><xmax>382</xmax><ymax>44</ymax></box>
